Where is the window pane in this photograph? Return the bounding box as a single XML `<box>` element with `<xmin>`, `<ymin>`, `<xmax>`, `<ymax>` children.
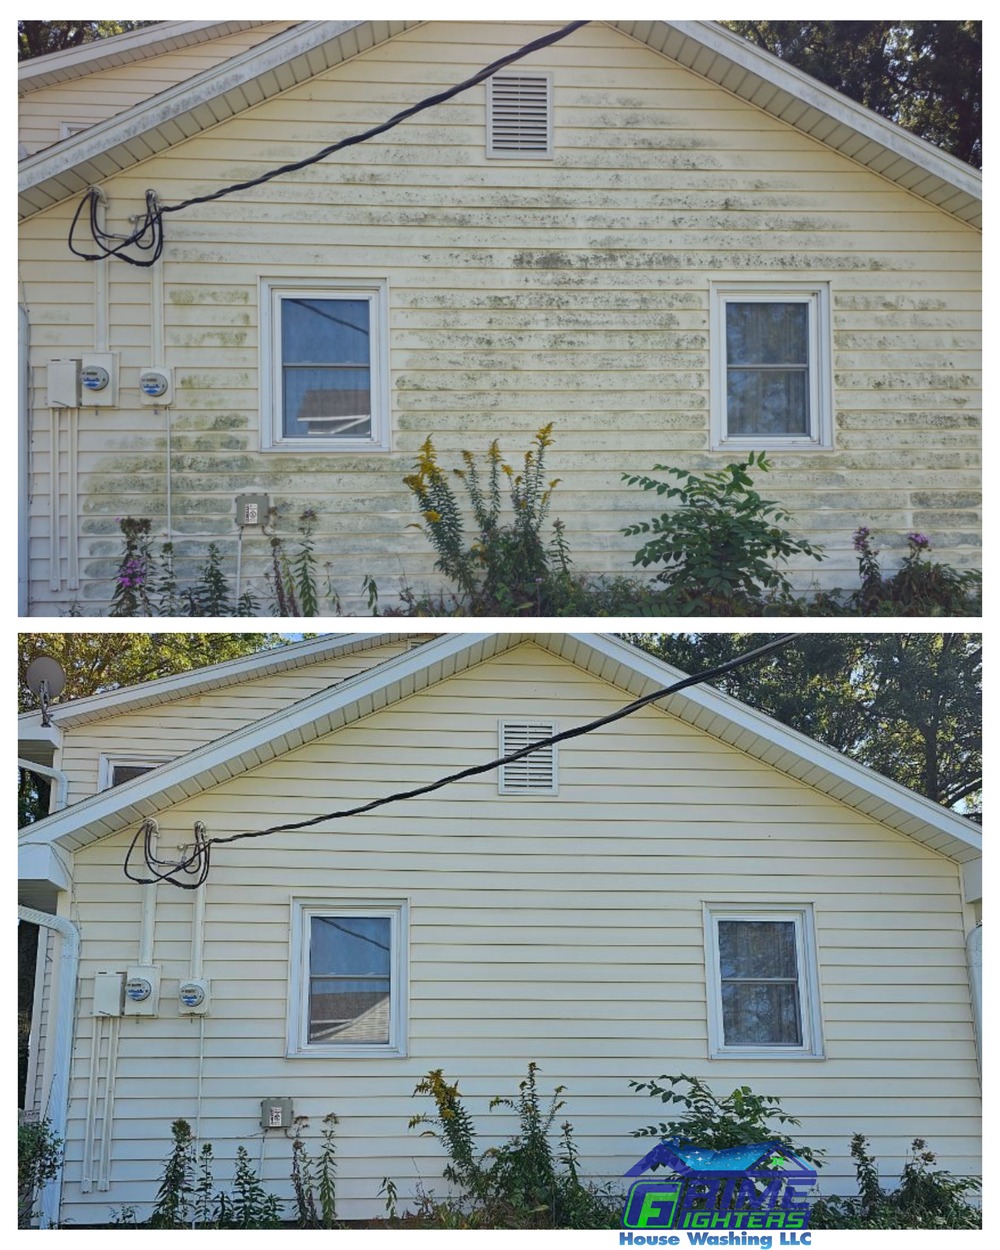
<box><xmin>721</xmin><ymin>982</ymin><xmax>802</xmax><ymax>1045</ymax></box>
<box><xmin>309</xmin><ymin>915</ymin><xmax>391</xmax><ymax>1044</ymax></box>
<box><xmin>282</xmin><ymin>298</ymin><xmax>372</xmax><ymax>438</ymax></box>
<box><xmin>725</xmin><ymin>301</ymin><xmax>810</xmax><ymax>436</ymax></box>
<box><xmin>719</xmin><ymin>920</ymin><xmax>798</xmax><ymax>979</ymax></box>
<box><xmin>726</xmin><ymin>302</ymin><xmax>808</xmax><ymax>365</ymax></box>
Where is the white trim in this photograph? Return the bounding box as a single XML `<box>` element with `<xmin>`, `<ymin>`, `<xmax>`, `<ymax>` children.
<box><xmin>260</xmin><ymin>278</ymin><xmax>391</xmax><ymax>453</ymax></box>
<box><xmin>287</xmin><ymin>898</ymin><xmax>408</xmax><ymax>1058</ymax></box>
<box><xmin>98</xmin><ymin>752</ymin><xmax>173</xmax><ymax>791</ymax></box>
<box><xmin>486</xmin><ymin>71</ymin><xmax>553</xmax><ymax>159</ymax></box>
<box><xmin>710</xmin><ymin>282</ymin><xmax>832</xmax><ymax>451</ymax></box>
<box><xmin>704</xmin><ymin>903</ymin><xmax>824</xmax><ymax>1060</ymax></box>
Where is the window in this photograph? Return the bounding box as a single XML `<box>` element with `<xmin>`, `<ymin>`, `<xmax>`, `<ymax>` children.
<box><xmin>704</xmin><ymin>905</ymin><xmax>823</xmax><ymax>1058</ymax></box>
<box><xmin>99</xmin><ymin>754</ymin><xmax>172</xmax><ymax>790</ymax></box>
<box><xmin>288</xmin><ymin>900</ymin><xmax>407</xmax><ymax>1057</ymax></box>
<box><xmin>262</xmin><ymin>279</ymin><xmax>390</xmax><ymax>451</ymax></box>
<box><xmin>498</xmin><ymin>720</ymin><xmax>558</xmax><ymax>794</ymax></box>
<box><xmin>487</xmin><ymin>73</ymin><xmax>553</xmax><ymax>157</ymax></box>
<box><xmin>711</xmin><ymin>284</ymin><xmax>832</xmax><ymax>450</ymax></box>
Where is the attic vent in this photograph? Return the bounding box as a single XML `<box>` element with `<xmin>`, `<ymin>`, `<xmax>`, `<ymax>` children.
<box><xmin>498</xmin><ymin>720</ymin><xmax>558</xmax><ymax>794</ymax></box>
<box><xmin>487</xmin><ymin>73</ymin><xmax>552</xmax><ymax>157</ymax></box>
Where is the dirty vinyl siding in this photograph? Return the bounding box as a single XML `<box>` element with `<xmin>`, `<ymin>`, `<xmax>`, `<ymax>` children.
<box><xmin>59</xmin><ymin>646</ymin><xmax>979</xmax><ymax>1221</ymax></box>
<box><xmin>18</xmin><ymin>24</ymin><xmax>298</xmax><ymax>155</ymax></box>
<box><xmin>56</xmin><ymin>641</ymin><xmax>409</xmax><ymax>803</ymax></box>
<box><xmin>20</xmin><ymin>21</ymin><xmax>981</xmax><ymax>612</ymax></box>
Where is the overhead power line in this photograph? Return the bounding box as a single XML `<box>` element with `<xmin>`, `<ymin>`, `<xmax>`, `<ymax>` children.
<box><xmin>124</xmin><ymin>633</ymin><xmax>798</xmax><ymax>889</ymax></box>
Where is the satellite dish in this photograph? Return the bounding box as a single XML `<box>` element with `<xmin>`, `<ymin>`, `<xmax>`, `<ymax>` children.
<box><xmin>26</xmin><ymin>656</ymin><xmax>66</xmax><ymax>726</ymax></box>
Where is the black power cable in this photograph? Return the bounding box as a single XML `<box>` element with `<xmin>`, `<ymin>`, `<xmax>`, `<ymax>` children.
<box><xmin>69</xmin><ymin>20</ymin><xmax>590</xmax><ymax>267</ymax></box>
<box><xmin>124</xmin><ymin>633</ymin><xmax>798</xmax><ymax>889</ymax></box>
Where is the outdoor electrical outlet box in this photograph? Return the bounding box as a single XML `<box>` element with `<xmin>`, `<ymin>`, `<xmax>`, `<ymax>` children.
<box><xmin>235</xmin><ymin>494</ymin><xmax>269</xmax><ymax>527</ymax></box>
<box><xmin>47</xmin><ymin>358</ymin><xmax>81</xmax><ymax>408</ymax></box>
<box><xmin>123</xmin><ymin>965</ymin><xmax>160</xmax><ymax>1016</ymax></box>
<box><xmin>178</xmin><ymin>978</ymin><xmax>210</xmax><ymax>1015</ymax></box>
<box><xmin>93</xmin><ymin>971</ymin><xmax>125</xmax><ymax>1016</ymax></box>
<box><xmin>260</xmin><ymin>1098</ymin><xmax>294</xmax><ymax>1130</ymax></box>
<box><xmin>139</xmin><ymin>367</ymin><xmax>173</xmax><ymax>406</ymax></box>
<box><xmin>80</xmin><ymin>352</ymin><xmax>119</xmax><ymax>406</ymax></box>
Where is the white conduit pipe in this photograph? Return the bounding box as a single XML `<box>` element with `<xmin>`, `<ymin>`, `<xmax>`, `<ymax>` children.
<box><xmin>18</xmin><ymin>906</ymin><xmax>80</xmax><ymax>1228</ymax></box>
<box><xmin>17</xmin><ymin>758</ymin><xmax>69</xmax><ymax>814</ymax></box>
<box><xmin>81</xmin><ymin>1015</ymin><xmax>102</xmax><ymax>1193</ymax></box>
<box><xmin>98</xmin><ymin>1016</ymin><xmax>120</xmax><ymax>1191</ymax></box>
<box><xmin>966</xmin><ymin>923</ymin><xmax>982</xmax><ymax>1071</ymax></box>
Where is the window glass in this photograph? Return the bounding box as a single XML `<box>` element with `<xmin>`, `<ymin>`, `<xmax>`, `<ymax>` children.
<box><xmin>717</xmin><ymin>919</ymin><xmax>802</xmax><ymax>1046</ymax></box>
<box><xmin>281</xmin><ymin>297</ymin><xmax>372</xmax><ymax>439</ymax></box>
<box><xmin>726</xmin><ymin>302</ymin><xmax>809</xmax><ymax>436</ymax></box>
<box><xmin>308</xmin><ymin>915</ymin><xmax>391</xmax><ymax>1045</ymax></box>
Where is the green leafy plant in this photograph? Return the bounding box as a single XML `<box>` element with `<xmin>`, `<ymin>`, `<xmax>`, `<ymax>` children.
<box><xmin>229</xmin><ymin>1144</ymin><xmax>282</xmax><ymax>1228</ymax></box>
<box><xmin>630</xmin><ymin>1073</ymin><xmax>823</xmax><ymax>1166</ymax></box>
<box><xmin>185</xmin><ymin>543</ymin><xmax>232</xmax><ymax>616</ymax></box>
<box><xmin>408</xmin><ymin>1064</ymin><xmax>623</xmax><ymax>1228</ymax></box>
<box><xmin>849</xmin><ymin>528</ymin><xmax>981</xmax><ymax>615</ymax></box>
<box><xmin>810</xmin><ymin>1134</ymin><xmax>981</xmax><ymax>1229</ymax></box>
<box><xmin>150</xmin><ymin>1118</ymin><xmax>196</xmax><ymax>1228</ymax></box>
<box><xmin>18</xmin><ymin>1117</ymin><xmax>63</xmax><ymax>1228</ymax></box>
<box><xmin>109</xmin><ymin>517</ymin><xmax>155</xmax><ymax>616</ymax></box>
<box><xmin>290</xmin><ymin>1113</ymin><xmax>339</xmax><ymax>1228</ymax></box>
<box><xmin>622</xmin><ymin>453</ymin><xmax>824</xmax><ymax>614</ymax></box>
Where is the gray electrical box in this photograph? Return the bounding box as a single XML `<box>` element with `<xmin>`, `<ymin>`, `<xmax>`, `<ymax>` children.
<box><xmin>47</xmin><ymin>358</ymin><xmax>81</xmax><ymax>408</ymax></box>
<box><xmin>260</xmin><ymin>1097</ymin><xmax>294</xmax><ymax>1130</ymax></box>
<box><xmin>235</xmin><ymin>494</ymin><xmax>270</xmax><ymax>527</ymax></box>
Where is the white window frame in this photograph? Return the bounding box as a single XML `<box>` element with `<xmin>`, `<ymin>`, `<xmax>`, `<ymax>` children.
<box><xmin>703</xmin><ymin>904</ymin><xmax>824</xmax><ymax>1060</ymax></box>
<box><xmin>98</xmin><ymin>752</ymin><xmax>173</xmax><ymax>791</ymax></box>
<box><xmin>486</xmin><ymin>72</ymin><xmax>553</xmax><ymax>159</ymax></box>
<box><xmin>288</xmin><ymin>898</ymin><xmax>408</xmax><ymax>1058</ymax></box>
<box><xmin>498</xmin><ymin>719</ymin><xmax>559</xmax><ymax>795</ymax></box>
<box><xmin>710</xmin><ymin>283</ymin><xmax>832</xmax><ymax>451</ymax></box>
<box><xmin>260</xmin><ymin>277</ymin><xmax>390</xmax><ymax>452</ymax></box>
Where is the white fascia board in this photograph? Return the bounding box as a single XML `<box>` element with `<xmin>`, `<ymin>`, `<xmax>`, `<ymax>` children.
<box><xmin>562</xmin><ymin>633</ymin><xmax>982</xmax><ymax>858</ymax></box>
<box><xmin>18</xmin><ymin>843</ymin><xmax>72</xmax><ymax>893</ymax></box>
<box><xmin>664</xmin><ymin>21</ymin><xmax>981</xmax><ymax>205</ymax></box>
<box><xmin>19</xmin><ymin>632</ymin><xmax>497</xmax><ymax>852</ymax></box>
<box><xmin>19</xmin><ymin>21</ymin><xmax>357</xmax><ymax>194</ymax></box>
<box><xmin>18</xmin><ymin>22</ymin><xmax>265</xmax><ymax>90</ymax></box>
<box><xmin>16</xmin><ymin>633</ymin><xmax>405</xmax><ymax>731</ymax></box>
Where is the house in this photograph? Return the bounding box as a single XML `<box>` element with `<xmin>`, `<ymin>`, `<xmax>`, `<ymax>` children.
<box><xmin>18</xmin><ymin>632</ymin><xmax>982</xmax><ymax>1225</ymax></box>
<box><xmin>17</xmin><ymin>20</ymin><xmax>981</xmax><ymax>615</ymax></box>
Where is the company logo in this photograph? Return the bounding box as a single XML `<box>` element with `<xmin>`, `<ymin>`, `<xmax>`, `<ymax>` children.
<box><xmin>622</xmin><ymin>1140</ymin><xmax>816</xmax><ymax>1232</ymax></box>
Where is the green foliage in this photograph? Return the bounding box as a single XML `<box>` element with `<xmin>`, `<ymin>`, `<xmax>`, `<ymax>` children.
<box><xmin>630</xmin><ymin>1074</ymin><xmax>823</xmax><ymax>1167</ymax></box>
<box><xmin>407</xmin><ymin>1064</ymin><xmax>623</xmax><ymax>1228</ymax></box>
<box><xmin>109</xmin><ymin>518</ymin><xmax>155</xmax><ymax>617</ymax></box>
<box><xmin>230</xmin><ymin>1145</ymin><xmax>282</xmax><ymax>1228</ymax></box>
<box><xmin>810</xmin><ymin>1135</ymin><xmax>981</xmax><ymax>1229</ymax></box>
<box><xmin>622</xmin><ymin>453</ymin><xmax>823</xmax><ymax>614</ymax></box>
<box><xmin>18</xmin><ymin>1117</ymin><xmax>63</xmax><ymax>1228</ymax></box>
<box><xmin>849</xmin><ymin>528</ymin><xmax>981</xmax><ymax>616</ymax></box>
<box><xmin>290</xmin><ymin>1114</ymin><xmax>339</xmax><ymax>1228</ymax></box>
<box><xmin>150</xmin><ymin>1119</ymin><xmax>196</xmax><ymax>1228</ymax></box>
<box><xmin>185</xmin><ymin>544</ymin><xmax>232</xmax><ymax>616</ymax></box>
<box><xmin>720</xmin><ymin>21</ymin><xmax>981</xmax><ymax>167</ymax></box>
<box><xmin>18</xmin><ymin>21</ymin><xmax>157</xmax><ymax>61</ymax></box>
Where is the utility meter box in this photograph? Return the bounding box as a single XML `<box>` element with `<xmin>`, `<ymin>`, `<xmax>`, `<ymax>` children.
<box><xmin>80</xmin><ymin>352</ymin><xmax>119</xmax><ymax>406</ymax></box>
<box><xmin>93</xmin><ymin>970</ymin><xmax>125</xmax><ymax>1017</ymax></box>
<box><xmin>178</xmin><ymin>978</ymin><xmax>210</xmax><ymax>1015</ymax></box>
<box><xmin>139</xmin><ymin>367</ymin><xmax>173</xmax><ymax>406</ymax></box>
<box><xmin>123</xmin><ymin>965</ymin><xmax>160</xmax><ymax>1016</ymax></box>
<box><xmin>260</xmin><ymin>1098</ymin><xmax>294</xmax><ymax>1130</ymax></box>
<box><xmin>47</xmin><ymin>358</ymin><xmax>81</xmax><ymax>408</ymax></box>
<box><xmin>235</xmin><ymin>494</ymin><xmax>269</xmax><ymax>528</ymax></box>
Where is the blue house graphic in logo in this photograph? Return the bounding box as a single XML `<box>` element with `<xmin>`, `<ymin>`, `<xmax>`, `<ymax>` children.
<box><xmin>622</xmin><ymin>1140</ymin><xmax>817</xmax><ymax>1231</ymax></box>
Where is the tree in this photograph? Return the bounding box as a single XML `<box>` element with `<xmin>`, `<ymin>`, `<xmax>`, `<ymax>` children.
<box><xmin>18</xmin><ymin>21</ymin><xmax>157</xmax><ymax>61</ymax></box>
<box><xmin>18</xmin><ymin>633</ymin><xmax>290</xmax><ymax>826</ymax></box>
<box><xmin>622</xmin><ymin>633</ymin><xmax>981</xmax><ymax>818</ymax></box>
<box><xmin>720</xmin><ymin>21</ymin><xmax>981</xmax><ymax>168</ymax></box>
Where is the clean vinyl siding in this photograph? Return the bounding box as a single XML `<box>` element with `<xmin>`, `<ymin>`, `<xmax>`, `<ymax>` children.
<box><xmin>59</xmin><ymin>643</ymin><xmax>979</xmax><ymax>1222</ymax></box>
<box><xmin>20</xmin><ymin>19</ymin><xmax>980</xmax><ymax>613</ymax></box>
<box><xmin>57</xmin><ymin>642</ymin><xmax>409</xmax><ymax>804</ymax></box>
<box><xmin>18</xmin><ymin>25</ymin><xmax>297</xmax><ymax>155</ymax></box>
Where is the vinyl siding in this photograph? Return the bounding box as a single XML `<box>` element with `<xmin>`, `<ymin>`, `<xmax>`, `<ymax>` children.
<box><xmin>18</xmin><ymin>24</ymin><xmax>297</xmax><ymax>155</ymax></box>
<box><xmin>20</xmin><ymin>20</ymin><xmax>980</xmax><ymax>613</ymax></box>
<box><xmin>58</xmin><ymin>643</ymin><xmax>980</xmax><ymax>1222</ymax></box>
<box><xmin>56</xmin><ymin>640</ymin><xmax>409</xmax><ymax>804</ymax></box>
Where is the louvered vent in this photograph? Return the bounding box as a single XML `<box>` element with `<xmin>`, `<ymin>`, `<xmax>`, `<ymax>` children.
<box><xmin>487</xmin><ymin>73</ymin><xmax>552</xmax><ymax>157</ymax></box>
<box><xmin>498</xmin><ymin>720</ymin><xmax>558</xmax><ymax>793</ymax></box>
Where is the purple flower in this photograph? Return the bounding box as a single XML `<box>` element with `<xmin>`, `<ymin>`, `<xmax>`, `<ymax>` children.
<box><xmin>907</xmin><ymin>532</ymin><xmax>931</xmax><ymax>550</ymax></box>
<box><xmin>852</xmin><ymin>526</ymin><xmax>872</xmax><ymax>552</ymax></box>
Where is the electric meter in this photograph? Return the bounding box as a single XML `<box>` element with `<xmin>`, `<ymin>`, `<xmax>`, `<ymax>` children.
<box><xmin>178</xmin><ymin>979</ymin><xmax>210</xmax><ymax>1014</ymax></box>
<box><xmin>140</xmin><ymin>368</ymin><xmax>173</xmax><ymax>405</ymax></box>
<box><xmin>123</xmin><ymin>964</ymin><xmax>160</xmax><ymax>1016</ymax></box>
<box><xmin>81</xmin><ymin>365</ymin><xmax>110</xmax><ymax>392</ymax></box>
<box><xmin>80</xmin><ymin>352</ymin><xmax>118</xmax><ymax>406</ymax></box>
